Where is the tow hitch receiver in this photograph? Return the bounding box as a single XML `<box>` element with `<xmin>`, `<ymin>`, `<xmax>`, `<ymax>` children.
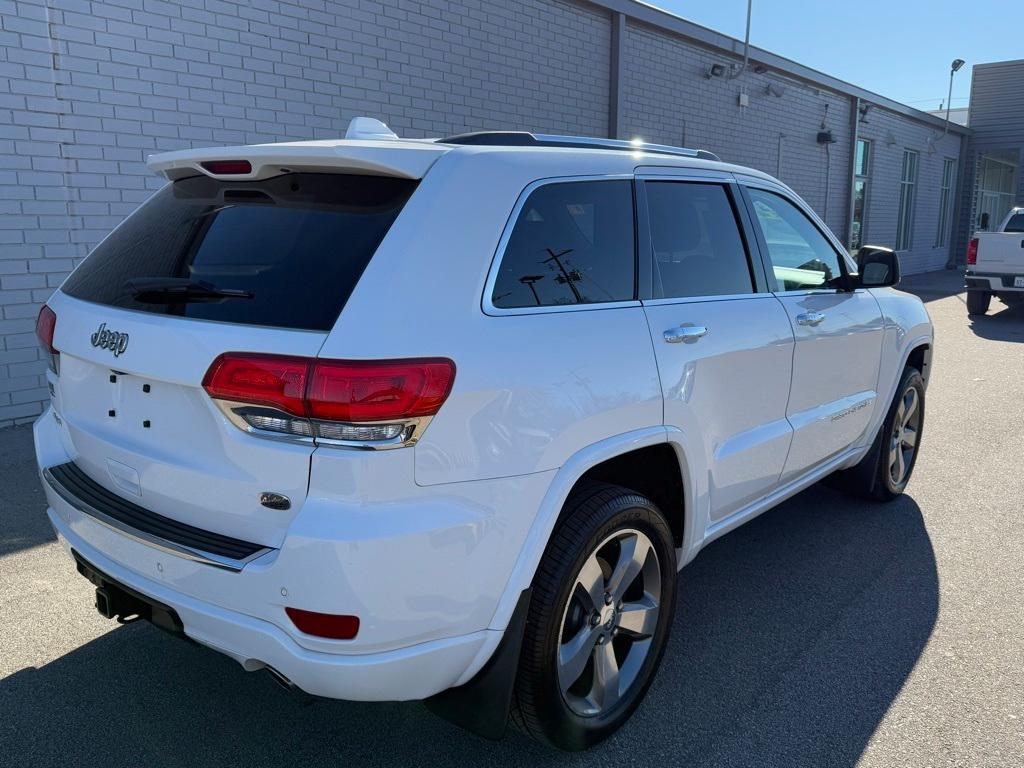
<box><xmin>72</xmin><ymin>549</ymin><xmax>185</xmax><ymax>637</ymax></box>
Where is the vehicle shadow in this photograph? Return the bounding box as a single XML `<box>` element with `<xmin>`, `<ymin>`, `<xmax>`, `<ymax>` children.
<box><xmin>968</xmin><ymin>300</ymin><xmax>1024</xmax><ymax>342</ymax></box>
<box><xmin>0</xmin><ymin>484</ymin><xmax>938</xmax><ymax>768</ymax></box>
<box><xmin>0</xmin><ymin>424</ymin><xmax>55</xmax><ymax>556</ymax></box>
<box><xmin>897</xmin><ymin>269</ymin><xmax>965</xmax><ymax>304</ymax></box>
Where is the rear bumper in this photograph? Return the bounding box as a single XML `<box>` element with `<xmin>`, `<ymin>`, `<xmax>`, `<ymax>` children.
<box><xmin>34</xmin><ymin>406</ymin><xmax>556</xmax><ymax>700</ymax></box>
<box><xmin>965</xmin><ymin>272</ymin><xmax>1024</xmax><ymax>292</ymax></box>
<box><xmin>48</xmin><ymin>503</ymin><xmax>492</xmax><ymax>701</ymax></box>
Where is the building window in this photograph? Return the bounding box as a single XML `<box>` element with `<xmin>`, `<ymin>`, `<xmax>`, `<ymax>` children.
<box><xmin>850</xmin><ymin>139</ymin><xmax>870</xmax><ymax>250</ymax></box>
<box><xmin>935</xmin><ymin>158</ymin><xmax>956</xmax><ymax>247</ymax></box>
<box><xmin>896</xmin><ymin>149</ymin><xmax>918</xmax><ymax>251</ymax></box>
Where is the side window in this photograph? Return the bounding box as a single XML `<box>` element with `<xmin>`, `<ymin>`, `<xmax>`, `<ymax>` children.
<box><xmin>747</xmin><ymin>188</ymin><xmax>843</xmax><ymax>292</ymax></box>
<box><xmin>491</xmin><ymin>180</ymin><xmax>635</xmax><ymax>309</ymax></box>
<box><xmin>645</xmin><ymin>181</ymin><xmax>754</xmax><ymax>299</ymax></box>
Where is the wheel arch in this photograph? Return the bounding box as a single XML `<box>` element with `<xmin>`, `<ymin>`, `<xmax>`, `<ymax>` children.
<box><xmin>484</xmin><ymin>427</ymin><xmax>698</xmax><ymax>636</ymax></box>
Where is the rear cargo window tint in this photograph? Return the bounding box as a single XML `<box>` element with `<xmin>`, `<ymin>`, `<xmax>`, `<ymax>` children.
<box><xmin>61</xmin><ymin>173</ymin><xmax>417</xmax><ymax>332</ymax></box>
<box><xmin>1005</xmin><ymin>213</ymin><xmax>1024</xmax><ymax>233</ymax></box>
<box><xmin>491</xmin><ymin>180</ymin><xmax>635</xmax><ymax>309</ymax></box>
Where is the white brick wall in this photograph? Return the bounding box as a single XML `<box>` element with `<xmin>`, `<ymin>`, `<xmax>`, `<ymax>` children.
<box><xmin>0</xmin><ymin>0</ymin><xmax>962</xmax><ymax>426</ymax></box>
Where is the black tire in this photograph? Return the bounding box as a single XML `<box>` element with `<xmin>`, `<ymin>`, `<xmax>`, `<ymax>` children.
<box><xmin>511</xmin><ymin>482</ymin><xmax>677</xmax><ymax>751</ymax></box>
<box><xmin>832</xmin><ymin>366</ymin><xmax>925</xmax><ymax>501</ymax></box>
<box><xmin>967</xmin><ymin>290</ymin><xmax>991</xmax><ymax>315</ymax></box>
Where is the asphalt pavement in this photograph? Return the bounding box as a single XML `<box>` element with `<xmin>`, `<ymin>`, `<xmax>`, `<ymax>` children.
<box><xmin>1</xmin><ymin>269</ymin><xmax>1021</xmax><ymax>767</ymax></box>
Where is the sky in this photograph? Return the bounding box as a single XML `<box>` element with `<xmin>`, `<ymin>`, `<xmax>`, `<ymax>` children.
<box><xmin>648</xmin><ymin>0</ymin><xmax>1021</xmax><ymax>112</ymax></box>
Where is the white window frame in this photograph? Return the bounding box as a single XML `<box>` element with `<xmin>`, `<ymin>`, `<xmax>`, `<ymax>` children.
<box><xmin>896</xmin><ymin>150</ymin><xmax>918</xmax><ymax>251</ymax></box>
<box><xmin>850</xmin><ymin>139</ymin><xmax>871</xmax><ymax>250</ymax></box>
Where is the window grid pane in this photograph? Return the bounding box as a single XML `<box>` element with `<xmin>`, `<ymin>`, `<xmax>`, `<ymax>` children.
<box><xmin>851</xmin><ymin>139</ymin><xmax>871</xmax><ymax>249</ymax></box>
<box><xmin>896</xmin><ymin>150</ymin><xmax>918</xmax><ymax>250</ymax></box>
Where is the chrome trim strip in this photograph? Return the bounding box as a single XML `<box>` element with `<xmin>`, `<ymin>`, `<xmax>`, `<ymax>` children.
<box><xmin>641</xmin><ymin>292</ymin><xmax>776</xmax><ymax>307</ymax></box>
<box><xmin>215</xmin><ymin>400</ymin><xmax>432</xmax><ymax>450</ymax></box>
<box><xmin>481</xmin><ymin>173</ymin><xmax>639</xmax><ymax>317</ymax></box>
<box><xmin>42</xmin><ymin>466</ymin><xmax>272</xmax><ymax>572</ymax></box>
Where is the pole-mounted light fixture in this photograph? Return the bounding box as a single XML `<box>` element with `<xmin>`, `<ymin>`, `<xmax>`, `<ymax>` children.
<box><xmin>944</xmin><ymin>58</ymin><xmax>966</xmax><ymax>135</ymax></box>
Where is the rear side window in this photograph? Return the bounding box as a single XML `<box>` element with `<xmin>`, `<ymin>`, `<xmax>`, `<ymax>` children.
<box><xmin>62</xmin><ymin>173</ymin><xmax>417</xmax><ymax>331</ymax></box>
<box><xmin>645</xmin><ymin>181</ymin><xmax>754</xmax><ymax>299</ymax></box>
<box><xmin>491</xmin><ymin>180</ymin><xmax>635</xmax><ymax>309</ymax></box>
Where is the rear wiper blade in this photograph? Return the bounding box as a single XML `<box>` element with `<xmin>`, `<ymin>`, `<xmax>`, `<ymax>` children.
<box><xmin>126</xmin><ymin>278</ymin><xmax>254</xmax><ymax>304</ymax></box>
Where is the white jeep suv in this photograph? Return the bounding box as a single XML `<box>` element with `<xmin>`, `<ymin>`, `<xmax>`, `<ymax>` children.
<box><xmin>33</xmin><ymin>120</ymin><xmax>932</xmax><ymax>750</ymax></box>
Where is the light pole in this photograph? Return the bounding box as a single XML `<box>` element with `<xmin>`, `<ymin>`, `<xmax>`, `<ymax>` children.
<box><xmin>944</xmin><ymin>58</ymin><xmax>965</xmax><ymax>135</ymax></box>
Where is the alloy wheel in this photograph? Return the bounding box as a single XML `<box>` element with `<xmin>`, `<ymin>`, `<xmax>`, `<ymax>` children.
<box><xmin>556</xmin><ymin>528</ymin><xmax>661</xmax><ymax>717</ymax></box>
<box><xmin>889</xmin><ymin>385</ymin><xmax>921</xmax><ymax>485</ymax></box>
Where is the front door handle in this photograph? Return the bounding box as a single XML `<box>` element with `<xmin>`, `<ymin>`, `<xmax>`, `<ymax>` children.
<box><xmin>664</xmin><ymin>325</ymin><xmax>708</xmax><ymax>344</ymax></box>
<box><xmin>796</xmin><ymin>311</ymin><xmax>826</xmax><ymax>327</ymax></box>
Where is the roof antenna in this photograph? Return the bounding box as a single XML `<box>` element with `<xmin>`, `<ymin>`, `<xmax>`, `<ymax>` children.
<box><xmin>345</xmin><ymin>117</ymin><xmax>399</xmax><ymax>140</ymax></box>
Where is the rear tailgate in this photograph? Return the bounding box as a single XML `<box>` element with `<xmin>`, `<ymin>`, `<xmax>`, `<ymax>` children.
<box><xmin>47</xmin><ymin>294</ymin><xmax>322</xmax><ymax>549</ymax></box>
<box><xmin>974</xmin><ymin>231</ymin><xmax>1024</xmax><ymax>276</ymax></box>
<box><xmin>44</xmin><ymin>168</ymin><xmax>419</xmax><ymax>551</ymax></box>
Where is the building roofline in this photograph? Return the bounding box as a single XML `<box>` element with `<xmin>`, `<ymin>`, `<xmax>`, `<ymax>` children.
<box><xmin>586</xmin><ymin>0</ymin><xmax>971</xmax><ymax>135</ymax></box>
<box><xmin>972</xmin><ymin>58</ymin><xmax>1024</xmax><ymax>69</ymax></box>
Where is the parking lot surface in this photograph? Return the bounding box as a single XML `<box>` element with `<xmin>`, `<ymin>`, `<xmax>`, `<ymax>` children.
<box><xmin>1</xmin><ymin>270</ymin><xmax>1022</xmax><ymax>767</ymax></box>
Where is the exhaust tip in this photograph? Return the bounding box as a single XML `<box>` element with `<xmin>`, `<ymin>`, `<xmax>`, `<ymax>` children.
<box><xmin>264</xmin><ymin>665</ymin><xmax>293</xmax><ymax>690</ymax></box>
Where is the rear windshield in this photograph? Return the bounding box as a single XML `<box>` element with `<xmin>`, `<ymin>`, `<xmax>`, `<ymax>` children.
<box><xmin>62</xmin><ymin>173</ymin><xmax>417</xmax><ymax>331</ymax></box>
<box><xmin>1004</xmin><ymin>213</ymin><xmax>1024</xmax><ymax>233</ymax></box>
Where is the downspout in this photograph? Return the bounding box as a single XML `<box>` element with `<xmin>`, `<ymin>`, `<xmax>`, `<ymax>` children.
<box><xmin>608</xmin><ymin>12</ymin><xmax>625</xmax><ymax>139</ymax></box>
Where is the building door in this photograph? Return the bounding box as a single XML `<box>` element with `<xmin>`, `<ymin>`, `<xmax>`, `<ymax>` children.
<box><xmin>976</xmin><ymin>154</ymin><xmax>1017</xmax><ymax>230</ymax></box>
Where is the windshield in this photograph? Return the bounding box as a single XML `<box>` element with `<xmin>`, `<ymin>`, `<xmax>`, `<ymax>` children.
<box><xmin>61</xmin><ymin>173</ymin><xmax>418</xmax><ymax>331</ymax></box>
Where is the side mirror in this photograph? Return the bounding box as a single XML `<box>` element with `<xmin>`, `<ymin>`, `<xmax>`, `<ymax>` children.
<box><xmin>979</xmin><ymin>212</ymin><xmax>990</xmax><ymax>230</ymax></box>
<box><xmin>856</xmin><ymin>245</ymin><xmax>901</xmax><ymax>288</ymax></box>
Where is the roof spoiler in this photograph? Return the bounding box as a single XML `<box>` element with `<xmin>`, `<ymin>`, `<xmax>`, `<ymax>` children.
<box><xmin>146</xmin><ymin>121</ymin><xmax>447</xmax><ymax>182</ymax></box>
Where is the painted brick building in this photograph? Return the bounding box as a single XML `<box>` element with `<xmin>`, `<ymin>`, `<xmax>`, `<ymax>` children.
<box><xmin>0</xmin><ymin>0</ymin><xmax>972</xmax><ymax>426</ymax></box>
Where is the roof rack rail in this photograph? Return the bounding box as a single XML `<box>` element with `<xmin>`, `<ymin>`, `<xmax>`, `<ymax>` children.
<box><xmin>438</xmin><ymin>131</ymin><xmax>720</xmax><ymax>162</ymax></box>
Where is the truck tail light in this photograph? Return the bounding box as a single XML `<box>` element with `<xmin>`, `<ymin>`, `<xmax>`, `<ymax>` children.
<box><xmin>36</xmin><ymin>304</ymin><xmax>59</xmax><ymax>373</ymax></box>
<box><xmin>202</xmin><ymin>353</ymin><xmax>455</xmax><ymax>447</ymax></box>
<box><xmin>966</xmin><ymin>237</ymin><xmax>978</xmax><ymax>265</ymax></box>
<box><xmin>285</xmin><ymin>607</ymin><xmax>359</xmax><ymax>640</ymax></box>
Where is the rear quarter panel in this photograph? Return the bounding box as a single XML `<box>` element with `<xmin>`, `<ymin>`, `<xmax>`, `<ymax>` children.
<box><xmin>317</xmin><ymin>149</ymin><xmax>663</xmax><ymax>485</ymax></box>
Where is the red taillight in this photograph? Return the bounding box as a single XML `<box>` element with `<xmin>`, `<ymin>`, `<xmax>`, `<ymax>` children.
<box><xmin>966</xmin><ymin>237</ymin><xmax>979</xmax><ymax>265</ymax></box>
<box><xmin>36</xmin><ymin>304</ymin><xmax>58</xmax><ymax>372</ymax></box>
<box><xmin>200</xmin><ymin>160</ymin><xmax>252</xmax><ymax>175</ymax></box>
<box><xmin>202</xmin><ymin>353</ymin><xmax>455</xmax><ymax>442</ymax></box>
<box><xmin>202</xmin><ymin>353</ymin><xmax>310</xmax><ymax>416</ymax></box>
<box><xmin>285</xmin><ymin>608</ymin><xmax>359</xmax><ymax>640</ymax></box>
<box><xmin>36</xmin><ymin>304</ymin><xmax>57</xmax><ymax>354</ymax></box>
<box><xmin>307</xmin><ymin>359</ymin><xmax>456</xmax><ymax>422</ymax></box>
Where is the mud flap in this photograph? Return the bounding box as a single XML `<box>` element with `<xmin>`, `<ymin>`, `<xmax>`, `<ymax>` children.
<box><xmin>423</xmin><ymin>588</ymin><xmax>532</xmax><ymax>740</ymax></box>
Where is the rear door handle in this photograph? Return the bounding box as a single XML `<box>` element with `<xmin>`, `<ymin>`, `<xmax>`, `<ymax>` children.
<box><xmin>796</xmin><ymin>311</ymin><xmax>826</xmax><ymax>327</ymax></box>
<box><xmin>663</xmin><ymin>325</ymin><xmax>708</xmax><ymax>344</ymax></box>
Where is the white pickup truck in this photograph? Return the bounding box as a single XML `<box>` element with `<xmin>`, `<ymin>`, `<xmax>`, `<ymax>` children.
<box><xmin>965</xmin><ymin>206</ymin><xmax>1024</xmax><ymax>315</ymax></box>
